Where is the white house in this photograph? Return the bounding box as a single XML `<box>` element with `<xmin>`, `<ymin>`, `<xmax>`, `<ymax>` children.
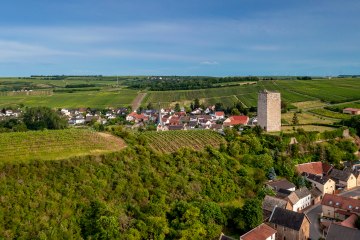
<box><xmin>290</xmin><ymin>187</ymin><xmax>312</xmax><ymax>212</ymax></box>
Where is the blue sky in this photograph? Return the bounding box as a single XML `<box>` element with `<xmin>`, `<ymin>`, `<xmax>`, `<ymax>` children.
<box><xmin>0</xmin><ymin>0</ymin><xmax>359</xmax><ymax>76</ymax></box>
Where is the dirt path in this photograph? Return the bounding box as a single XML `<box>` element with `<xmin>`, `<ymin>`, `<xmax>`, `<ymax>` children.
<box><xmin>233</xmin><ymin>95</ymin><xmax>248</xmax><ymax>107</ymax></box>
<box><xmin>131</xmin><ymin>92</ymin><xmax>147</xmax><ymax>111</ymax></box>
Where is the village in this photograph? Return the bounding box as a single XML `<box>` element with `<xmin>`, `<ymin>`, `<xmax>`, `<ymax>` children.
<box><xmin>0</xmin><ymin>105</ymin><xmax>254</xmax><ymax>132</ymax></box>
<box><xmin>224</xmin><ymin>160</ymin><xmax>360</xmax><ymax>240</ymax></box>
<box><xmin>2</xmin><ymin>91</ymin><xmax>360</xmax><ymax>240</ymax></box>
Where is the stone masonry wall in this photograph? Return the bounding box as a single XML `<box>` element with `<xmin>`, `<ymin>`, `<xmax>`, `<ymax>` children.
<box><xmin>257</xmin><ymin>91</ymin><xmax>281</xmax><ymax>132</ymax></box>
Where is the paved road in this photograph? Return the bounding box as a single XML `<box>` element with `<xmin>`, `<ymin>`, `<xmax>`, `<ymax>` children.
<box><xmin>305</xmin><ymin>204</ymin><xmax>323</xmax><ymax>240</ymax></box>
<box><xmin>305</xmin><ymin>187</ymin><xmax>360</xmax><ymax>239</ymax></box>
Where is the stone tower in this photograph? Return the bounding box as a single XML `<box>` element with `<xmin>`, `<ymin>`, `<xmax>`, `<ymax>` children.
<box><xmin>257</xmin><ymin>90</ymin><xmax>281</xmax><ymax>132</ymax></box>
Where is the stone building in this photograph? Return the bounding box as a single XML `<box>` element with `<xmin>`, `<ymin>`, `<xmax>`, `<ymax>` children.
<box><xmin>268</xmin><ymin>207</ymin><xmax>310</xmax><ymax>240</ymax></box>
<box><xmin>257</xmin><ymin>90</ymin><xmax>281</xmax><ymax>132</ymax></box>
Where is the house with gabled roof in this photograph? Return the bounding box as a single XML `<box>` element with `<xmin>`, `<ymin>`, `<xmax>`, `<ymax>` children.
<box><xmin>266</xmin><ymin>179</ymin><xmax>296</xmax><ymax>192</ymax></box>
<box><xmin>295</xmin><ymin>162</ymin><xmax>333</xmax><ymax>176</ymax></box>
<box><xmin>292</xmin><ymin>187</ymin><xmax>312</xmax><ymax>212</ymax></box>
<box><xmin>214</xmin><ymin>111</ymin><xmax>225</xmax><ymax>120</ymax></box>
<box><xmin>321</xmin><ymin>193</ymin><xmax>360</xmax><ymax>220</ymax></box>
<box><xmin>262</xmin><ymin>195</ymin><xmax>292</xmax><ymax>221</ymax></box>
<box><xmin>240</xmin><ymin>223</ymin><xmax>277</xmax><ymax>240</ymax></box>
<box><xmin>268</xmin><ymin>207</ymin><xmax>310</xmax><ymax>240</ymax></box>
<box><xmin>129</xmin><ymin>112</ymin><xmax>148</xmax><ymax>123</ymax></box>
<box><xmin>329</xmin><ymin>169</ymin><xmax>356</xmax><ymax>190</ymax></box>
<box><xmin>274</xmin><ymin>187</ymin><xmax>312</xmax><ymax>212</ymax></box>
<box><xmin>326</xmin><ymin>222</ymin><xmax>360</xmax><ymax>240</ymax></box>
<box><xmin>223</xmin><ymin>115</ymin><xmax>249</xmax><ymax>127</ymax></box>
<box><xmin>302</xmin><ymin>172</ymin><xmax>335</xmax><ymax>196</ymax></box>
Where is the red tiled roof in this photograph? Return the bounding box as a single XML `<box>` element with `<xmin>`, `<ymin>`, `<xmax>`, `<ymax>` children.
<box><xmin>321</xmin><ymin>194</ymin><xmax>360</xmax><ymax>214</ymax></box>
<box><xmin>215</xmin><ymin>111</ymin><xmax>225</xmax><ymax>116</ymax></box>
<box><xmin>128</xmin><ymin>112</ymin><xmax>147</xmax><ymax>120</ymax></box>
<box><xmin>343</xmin><ymin>108</ymin><xmax>360</xmax><ymax>112</ymax></box>
<box><xmin>240</xmin><ymin>223</ymin><xmax>277</xmax><ymax>240</ymax></box>
<box><xmin>223</xmin><ymin>115</ymin><xmax>249</xmax><ymax>126</ymax></box>
<box><xmin>174</xmin><ymin>112</ymin><xmax>186</xmax><ymax>116</ymax></box>
<box><xmin>296</xmin><ymin>162</ymin><xmax>333</xmax><ymax>175</ymax></box>
<box><xmin>339</xmin><ymin>213</ymin><xmax>358</xmax><ymax>229</ymax></box>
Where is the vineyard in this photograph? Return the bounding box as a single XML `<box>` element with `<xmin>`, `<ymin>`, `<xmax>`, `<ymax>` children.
<box><xmin>142</xmin><ymin>78</ymin><xmax>360</xmax><ymax>108</ymax></box>
<box><xmin>309</xmin><ymin>108</ymin><xmax>351</xmax><ymax>120</ymax></box>
<box><xmin>141</xmin><ymin>130</ymin><xmax>226</xmax><ymax>153</ymax></box>
<box><xmin>0</xmin><ymin>129</ymin><xmax>126</xmax><ymax>163</ymax></box>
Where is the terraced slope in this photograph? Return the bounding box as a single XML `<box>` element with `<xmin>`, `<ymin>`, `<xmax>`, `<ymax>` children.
<box><xmin>0</xmin><ymin>129</ymin><xmax>126</xmax><ymax>163</ymax></box>
<box><xmin>141</xmin><ymin>130</ymin><xmax>226</xmax><ymax>153</ymax></box>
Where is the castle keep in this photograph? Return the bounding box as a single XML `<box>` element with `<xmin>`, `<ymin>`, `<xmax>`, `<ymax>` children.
<box><xmin>257</xmin><ymin>90</ymin><xmax>281</xmax><ymax>132</ymax></box>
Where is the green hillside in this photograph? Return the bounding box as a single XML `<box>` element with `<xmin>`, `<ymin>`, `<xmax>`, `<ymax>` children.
<box><xmin>141</xmin><ymin>130</ymin><xmax>226</xmax><ymax>153</ymax></box>
<box><xmin>0</xmin><ymin>129</ymin><xmax>126</xmax><ymax>163</ymax></box>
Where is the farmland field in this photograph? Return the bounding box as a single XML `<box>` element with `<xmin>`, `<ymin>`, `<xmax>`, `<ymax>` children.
<box><xmin>0</xmin><ymin>89</ymin><xmax>137</xmax><ymax>108</ymax></box>
<box><xmin>1</xmin><ymin>77</ymin><xmax>360</xmax><ymax>109</ymax></box>
<box><xmin>325</xmin><ymin>101</ymin><xmax>360</xmax><ymax>112</ymax></box>
<box><xmin>141</xmin><ymin>130</ymin><xmax>226</xmax><ymax>153</ymax></box>
<box><xmin>292</xmin><ymin>100</ymin><xmax>328</xmax><ymax>109</ymax></box>
<box><xmin>275</xmin><ymin>78</ymin><xmax>360</xmax><ymax>103</ymax></box>
<box><xmin>0</xmin><ymin>129</ymin><xmax>126</xmax><ymax>163</ymax></box>
<box><xmin>281</xmin><ymin>112</ymin><xmax>335</xmax><ymax>125</ymax></box>
<box><xmin>143</xmin><ymin>78</ymin><xmax>360</xmax><ymax>108</ymax></box>
<box><xmin>309</xmin><ymin>108</ymin><xmax>351</xmax><ymax>120</ymax></box>
<box><xmin>281</xmin><ymin>125</ymin><xmax>337</xmax><ymax>133</ymax></box>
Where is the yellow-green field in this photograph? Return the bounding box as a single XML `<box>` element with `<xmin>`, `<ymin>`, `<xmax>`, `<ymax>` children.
<box><xmin>281</xmin><ymin>112</ymin><xmax>335</xmax><ymax>125</ymax></box>
<box><xmin>0</xmin><ymin>129</ymin><xmax>126</xmax><ymax>163</ymax></box>
<box><xmin>281</xmin><ymin>125</ymin><xmax>337</xmax><ymax>133</ymax></box>
<box><xmin>292</xmin><ymin>100</ymin><xmax>328</xmax><ymax>110</ymax></box>
<box><xmin>0</xmin><ymin>89</ymin><xmax>137</xmax><ymax>108</ymax></box>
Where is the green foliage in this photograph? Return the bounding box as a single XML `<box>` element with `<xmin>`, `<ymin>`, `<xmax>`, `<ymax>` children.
<box><xmin>292</xmin><ymin>112</ymin><xmax>299</xmax><ymax>125</ymax></box>
<box><xmin>80</xmin><ymin>201</ymin><xmax>120</xmax><ymax>239</ymax></box>
<box><xmin>0</xmin><ymin>118</ymin><xmax>27</xmax><ymax>132</ymax></box>
<box><xmin>23</xmin><ymin>106</ymin><xmax>67</xmax><ymax>130</ymax></box>
<box><xmin>0</xmin><ymin>141</ymin><xmax>265</xmax><ymax>239</ymax></box>
<box><xmin>342</xmin><ymin>115</ymin><xmax>360</xmax><ymax>136</ymax></box>
<box><xmin>235</xmin><ymin>199</ymin><xmax>263</xmax><ymax>231</ymax></box>
<box><xmin>128</xmin><ymin>76</ymin><xmax>259</xmax><ymax>91</ymax></box>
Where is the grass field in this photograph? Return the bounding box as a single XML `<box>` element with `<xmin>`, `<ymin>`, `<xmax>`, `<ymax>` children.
<box><xmin>309</xmin><ymin>108</ymin><xmax>351</xmax><ymax>120</ymax></box>
<box><xmin>281</xmin><ymin>125</ymin><xmax>337</xmax><ymax>133</ymax></box>
<box><xmin>141</xmin><ymin>130</ymin><xmax>226</xmax><ymax>153</ymax></box>
<box><xmin>292</xmin><ymin>100</ymin><xmax>328</xmax><ymax>109</ymax></box>
<box><xmin>0</xmin><ymin>129</ymin><xmax>126</xmax><ymax>163</ymax></box>
<box><xmin>281</xmin><ymin>112</ymin><xmax>335</xmax><ymax>125</ymax></box>
<box><xmin>0</xmin><ymin>89</ymin><xmax>137</xmax><ymax>108</ymax></box>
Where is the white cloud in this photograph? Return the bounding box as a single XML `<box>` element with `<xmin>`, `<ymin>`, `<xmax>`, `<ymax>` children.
<box><xmin>0</xmin><ymin>40</ymin><xmax>80</xmax><ymax>62</ymax></box>
<box><xmin>200</xmin><ymin>61</ymin><xmax>219</xmax><ymax>65</ymax></box>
